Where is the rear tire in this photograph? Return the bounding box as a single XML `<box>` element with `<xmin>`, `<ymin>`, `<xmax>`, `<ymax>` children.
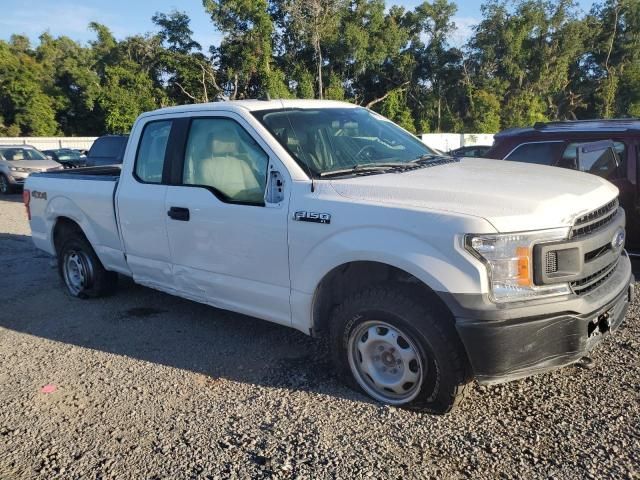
<box><xmin>330</xmin><ymin>284</ymin><xmax>471</xmax><ymax>414</ymax></box>
<box><xmin>56</xmin><ymin>229</ymin><xmax>117</xmax><ymax>298</ymax></box>
<box><xmin>0</xmin><ymin>174</ymin><xmax>14</xmax><ymax>194</ymax></box>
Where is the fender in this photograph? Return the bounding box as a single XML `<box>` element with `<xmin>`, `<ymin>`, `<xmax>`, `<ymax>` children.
<box><xmin>289</xmin><ymin>225</ymin><xmax>491</xmax><ymax>334</ymax></box>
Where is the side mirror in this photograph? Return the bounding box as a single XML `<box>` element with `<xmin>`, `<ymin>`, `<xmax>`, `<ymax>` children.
<box><xmin>576</xmin><ymin>140</ymin><xmax>619</xmax><ymax>175</ymax></box>
<box><xmin>265</xmin><ymin>168</ymin><xmax>285</xmax><ymax>205</ymax></box>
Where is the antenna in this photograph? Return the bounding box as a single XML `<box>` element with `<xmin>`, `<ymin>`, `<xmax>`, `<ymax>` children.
<box><xmin>280</xmin><ymin>99</ymin><xmax>316</xmax><ymax>192</ymax></box>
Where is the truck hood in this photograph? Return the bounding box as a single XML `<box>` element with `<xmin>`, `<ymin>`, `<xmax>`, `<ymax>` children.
<box><xmin>329</xmin><ymin>158</ymin><xmax>619</xmax><ymax>232</ymax></box>
<box><xmin>7</xmin><ymin>159</ymin><xmax>62</xmax><ymax>171</ymax></box>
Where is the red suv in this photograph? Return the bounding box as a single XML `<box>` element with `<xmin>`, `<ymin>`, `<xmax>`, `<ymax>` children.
<box><xmin>486</xmin><ymin>119</ymin><xmax>639</xmax><ymax>251</ymax></box>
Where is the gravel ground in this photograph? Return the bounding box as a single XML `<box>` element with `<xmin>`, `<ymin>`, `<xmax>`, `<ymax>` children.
<box><xmin>0</xmin><ymin>193</ymin><xmax>639</xmax><ymax>479</ymax></box>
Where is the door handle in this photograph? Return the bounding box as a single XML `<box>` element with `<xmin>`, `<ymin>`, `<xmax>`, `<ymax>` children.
<box><xmin>168</xmin><ymin>206</ymin><xmax>190</xmax><ymax>221</ymax></box>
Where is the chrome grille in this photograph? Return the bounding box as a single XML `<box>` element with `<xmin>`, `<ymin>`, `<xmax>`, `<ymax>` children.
<box><xmin>570</xmin><ymin>198</ymin><xmax>618</xmax><ymax>239</ymax></box>
<box><xmin>570</xmin><ymin>259</ymin><xmax>618</xmax><ymax>295</ymax></box>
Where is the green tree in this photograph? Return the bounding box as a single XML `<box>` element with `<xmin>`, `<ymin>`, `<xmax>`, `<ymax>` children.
<box><xmin>468</xmin><ymin>89</ymin><xmax>501</xmax><ymax>133</ymax></box>
<box><xmin>203</xmin><ymin>0</ymin><xmax>290</xmax><ymax>98</ymax></box>
<box><xmin>153</xmin><ymin>10</ymin><xmax>220</xmax><ymax>104</ymax></box>
<box><xmin>0</xmin><ymin>39</ymin><xmax>58</xmax><ymax>135</ymax></box>
<box><xmin>98</xmin><ymin>62</ymin><xmax>159</xmax><ymax>133</ymax></box>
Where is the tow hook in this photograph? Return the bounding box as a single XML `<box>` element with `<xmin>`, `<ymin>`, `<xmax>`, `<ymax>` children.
<box><xmin>588</xmin><ymin>312</ymin><xmax>611</xmax><ymax>337</ymax></box>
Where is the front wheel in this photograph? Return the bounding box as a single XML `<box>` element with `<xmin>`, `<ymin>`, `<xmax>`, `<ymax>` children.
<box><xmin>330</xmin><ymin>284</ymin><xmax>471</xmax><ymax>413</ymax></box>
<box><xmin>0</xmin><ymin>174</ymin><xmax>14</xmax><ymax>194</ymax></box>
<box><xmin>57</xmin><ymin>232</ymin><xmax>117</xmax><ymax>298</ymax></box>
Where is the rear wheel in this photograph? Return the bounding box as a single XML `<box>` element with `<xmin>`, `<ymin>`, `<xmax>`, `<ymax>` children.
<box><xmin>330</xmin><ymin>284</ymin><xmax>471</xmax><ymax>413</ymax></box>
<box><xmin>0</xmin><ymin>174</ymin><xmax>14</xmax><ymax>194</ymax></box>
<box><xmin>57</xmin><ymin>230</ymin><xmax>117</xmax><ymax>298</ymax></box>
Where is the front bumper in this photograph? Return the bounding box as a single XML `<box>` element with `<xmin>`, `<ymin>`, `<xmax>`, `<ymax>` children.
<box><xmin>7</xmin><ymin>173</ymin><xmax>27</xmax><ymax>185</ymax></box>
<box><xmin>451</xmin><ymin>252</ymin><xmax>634</xmax><ymax>384</ymax></box>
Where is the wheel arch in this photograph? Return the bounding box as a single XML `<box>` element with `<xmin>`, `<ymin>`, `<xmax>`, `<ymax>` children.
<box><xmin>52</xmin><ymin>216</ymin><xmax>88</xmax><ymax>254</ymax></box>
<box><xmin>310</xmin><ymin>260</ymin><xmax>456</xmax><ymax>339</ymax></box>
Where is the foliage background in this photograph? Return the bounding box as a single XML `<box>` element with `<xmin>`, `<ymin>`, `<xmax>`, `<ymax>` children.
<box><xmin>0</xmin><ymin>0</ymin><xmax>638</xmax><ymax>136</ymax></box>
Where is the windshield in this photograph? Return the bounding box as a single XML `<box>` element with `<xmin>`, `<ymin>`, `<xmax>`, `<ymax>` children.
<box><xmin>0</xmin><ymin>147</ymin><xmax>47</xmax><ymax>161</ymax></box>
<box><xmin>55</xmin><ymin>149</ymin><xmax>81</xmax><ymax>161</ymax></box>
<box><xmin>253</xmin><ymin>107</ymin><xmax>436</xmax><ymax>176</ymax></box>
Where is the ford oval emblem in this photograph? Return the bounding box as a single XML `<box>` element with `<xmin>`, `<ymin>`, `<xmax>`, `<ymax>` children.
<box><xmin>611</xmin><ymin>227</ymin><xmax>625</xmax><ymax>249</ymax></box>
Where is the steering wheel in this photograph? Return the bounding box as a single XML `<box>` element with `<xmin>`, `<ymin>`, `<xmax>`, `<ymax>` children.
<box><xmin>354</xmin><ymin>144</ymin><xmax>377</xmax><ymax>161</ymax></box>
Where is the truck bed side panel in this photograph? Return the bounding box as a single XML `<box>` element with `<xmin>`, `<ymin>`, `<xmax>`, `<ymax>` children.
<box><xmin>27</xmin><ymin>174</ymin><xmax>131</xmax><ymax>275</ymax></box>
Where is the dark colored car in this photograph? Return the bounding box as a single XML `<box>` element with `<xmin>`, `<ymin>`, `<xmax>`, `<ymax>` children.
<box><xmin>448</xmin><ymin>145</ymin><xmax>492</xmax><ymax>157</ymax></box>
<box><xmin>485</xmin><ymin>119</ymin><xmax>640</xmax><ymax>251</ymax></box>
<box><xmin>86</xmin><ymin>135</ymin><xmax>129</xmax><ymax>167</ymax></box>
<box><xmin>43</xmin><ymin>148</ymin><xmax>87</xmax><ymax>169</ymax></box>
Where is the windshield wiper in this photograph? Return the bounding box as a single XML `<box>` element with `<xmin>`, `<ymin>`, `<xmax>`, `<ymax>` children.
<box><xmin>319</xmin><ymin>162</ymin><xmax>410</xmax><ymax>177</ymax></box>
<box><xmin>411</xmin><ymin>153</ymin><xmax>449</xmax><ymax>163</ymax></box>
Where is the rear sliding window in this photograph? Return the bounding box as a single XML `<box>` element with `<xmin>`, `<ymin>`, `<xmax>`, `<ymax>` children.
<box><xmin>504</xmin><ymin>142</ymin><xmax>563</xmax><ymax>166</ymax></box>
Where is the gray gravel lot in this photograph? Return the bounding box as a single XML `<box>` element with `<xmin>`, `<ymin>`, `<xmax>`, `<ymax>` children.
<box><xmin>0</xmin><ymin>194</ymin><xmax>639</xmax><ymax>479</ymax></box>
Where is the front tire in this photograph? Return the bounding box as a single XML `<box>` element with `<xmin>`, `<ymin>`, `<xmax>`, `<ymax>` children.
<box><xmin>57</xmin><ymin>231</ymin><xmax>117</xmax><ymax>298</ymax></box>
<box><xmin>0</xmin><ymin>174</ymin><xmax>14</xmax><ymax>194</ymax></box>
<box><xmin>330</xmin><ymin>284</ymin><xmax>471</xmax><ymax>414</ymax></box>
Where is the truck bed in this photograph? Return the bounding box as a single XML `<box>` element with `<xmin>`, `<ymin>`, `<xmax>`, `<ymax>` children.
<box><xmin>33</xmin><ymin>165</ymin><xmax>121</xmax><ymax>180</ymax></box>
<box><xmin>26</xmin><ymin>167</ymin><xmax>124</xmax><ymax>272</ymax></box>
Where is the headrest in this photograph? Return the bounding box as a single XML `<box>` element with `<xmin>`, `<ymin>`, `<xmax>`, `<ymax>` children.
<box><xmin>211</xmin><ymin>138</ymin><xmax>238</xmax><ymax>155</ymax></box>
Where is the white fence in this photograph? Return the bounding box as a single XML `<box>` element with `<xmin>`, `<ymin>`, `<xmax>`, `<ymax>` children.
<box><xmin>0</xmin><ymin>137</ymin><xmax>97</xmax><ymax>150</ymax></box>
<box><xmin>0</xmin><ymin>133</ymin><xmax>493</xmax><ymax>154</ymax></box>
<box><xmin>420</xmin><ymin>133</ymin><xmax>495</xmax><ymax>152</ymax></box>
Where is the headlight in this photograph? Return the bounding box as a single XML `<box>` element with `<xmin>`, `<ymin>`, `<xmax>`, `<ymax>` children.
<box><xmin>9</xmin><ymin>166</ymin><xmax>30</xmax><ymax>173</ymax></box>
<box><xmin>465</xmin><ymin>228</ymin><xmax>571</xmax><ymax>303</ymax></box>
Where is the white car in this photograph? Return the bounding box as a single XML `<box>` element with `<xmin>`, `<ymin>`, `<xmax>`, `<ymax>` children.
<box><xmin>24</xmin><ymin>100</ymin><xmax>634</xmax><ymax>413</ymax></box>
<box><xmin>0</xmin><ymin>145</ymin><xmax>62</xmax><ymax>194</ymax></box>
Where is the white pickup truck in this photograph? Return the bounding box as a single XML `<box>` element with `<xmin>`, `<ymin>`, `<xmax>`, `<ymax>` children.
<box><xmin>25</xmin><ymin>100</ymin><xmax>634</xmax><ymax>413</ymax></box>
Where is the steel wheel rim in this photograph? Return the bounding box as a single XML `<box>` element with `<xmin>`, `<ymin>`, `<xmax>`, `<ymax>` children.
<box><xmin>62</xmin><ymin>250</ymin><xmax>93</xmax><ymax>295</ymax></box>
<box><xmin>348</xmin><ymin>320</ymin><xmax>425</xmax><ymax>404</ymax></box>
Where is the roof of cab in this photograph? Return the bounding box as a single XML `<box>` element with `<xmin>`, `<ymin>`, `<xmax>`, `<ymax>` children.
<box><xmin>141</xmin><ymin>99</ymin><xmax>357</xmax><ymax>119</ymax></box>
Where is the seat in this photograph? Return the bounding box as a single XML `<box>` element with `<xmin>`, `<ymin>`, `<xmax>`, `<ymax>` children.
<box><xmin>186</xmin><ymin>124</ymin><xmax>261</xmax><ymax>201</ymax></box>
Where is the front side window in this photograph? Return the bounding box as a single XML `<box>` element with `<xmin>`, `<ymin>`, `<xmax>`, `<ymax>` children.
<box><xmin>253</xmin><ymin>107</ymin><xmax>436</xmax><ymax>176</ymax></box>
<box><xmin>182</xmin><ymin>118</ymin><xmax>268</xmax><ymax>204</ymax></box>
<box><xmin>135</xmin><ymin>121</ymin><xmax>172</xmax><ymax>183</ymax></box>
<box><xmin>504</xmin><ymin>142</ymin><xmax>563</xmax><ymax>165</ymax></box>
<box><xmin>0</xmin><ymin>147</ymin><xmax>47</xmax><ymax>161</ymax></box>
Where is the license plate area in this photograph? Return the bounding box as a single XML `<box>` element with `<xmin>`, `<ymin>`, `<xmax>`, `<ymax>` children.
<box><xmin>587</xmin><ymin>311</ymin><xmax>611</xmax><ymax>339</ymax></box>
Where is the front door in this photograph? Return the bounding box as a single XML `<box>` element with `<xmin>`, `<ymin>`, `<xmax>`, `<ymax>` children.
<box><xmin>164</xmin><ymin>114</ymin><xmax>292</xmax><ymax>325</ymax></box>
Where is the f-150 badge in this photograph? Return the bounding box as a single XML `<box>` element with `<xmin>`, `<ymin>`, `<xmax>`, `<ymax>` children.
<box><xmin>294</xmin><ymin>211</ymin><xmax>331</xmax><ymax>224</ymax></box>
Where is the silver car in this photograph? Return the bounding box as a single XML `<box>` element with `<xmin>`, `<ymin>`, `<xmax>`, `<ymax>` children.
<box><xmin>0</xmin><ymin>145</ymin><xmax>63</xmax><ymax>194</ymax></box>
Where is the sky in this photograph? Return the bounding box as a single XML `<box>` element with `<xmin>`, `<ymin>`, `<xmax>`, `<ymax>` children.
<box><xmin>0</xmin><ymin>0</ymin><xmax>597</xmax><ymax>51</ymax></box>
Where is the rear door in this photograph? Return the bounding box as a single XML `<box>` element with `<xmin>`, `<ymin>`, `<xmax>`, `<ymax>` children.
<box><xmin>116</xmin><ymin>118</ymin><xmax>176</xmax><ymax>291</ymax></box>
<box><xmin>163</xmin><ymin>112</ymin><xmax>292</xmax><ymax>326</ymax></box>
